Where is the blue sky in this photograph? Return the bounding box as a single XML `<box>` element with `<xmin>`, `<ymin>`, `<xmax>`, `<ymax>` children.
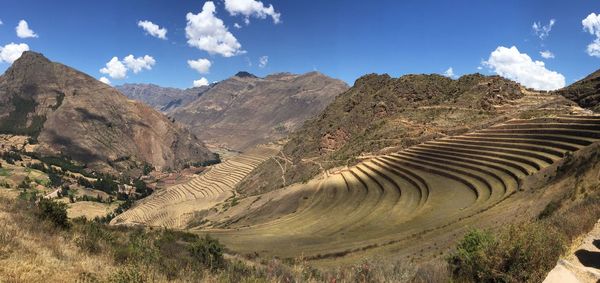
<box><xmin>0</xmin><ymin>0</ymin><xmax>599</xmax><ymax>90</ymax></box>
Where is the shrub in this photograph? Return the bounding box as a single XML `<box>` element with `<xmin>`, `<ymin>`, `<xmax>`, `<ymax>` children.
<box><xmin>448</xmin><ymin>229</ymin><xmax>495</xmax><ymax>281</ymax></box>
<box><xmin>75</xmin><ymin>220</ymin><xmax>113</xmax><ymax>253</ymax></box>
<box><xmin>109</xmin><ymin>265</ymin><xmax>147</xmax><ymax>283</ymax></box>
<box><xmin>448</xmin><ymin>223</ymin><xmax>566</xmax><ymax>282</ymax></box>
<box><xmin>538</xmin><ymin>199</ymin><xmax>561</xmax><ymax>219</ymax></box>
<box><xmin>48</xmin><ymin>171</ymin><xmax>63</xmax><ymax>187</ymax></box>
<box><xmin>189</xmin><ymin>234</ymin><xmax>225</xmax><ymax>270</ymax></box>
<box><xmin>142</xmin><ymin>163</ymin><xmax>154</xmax><ymax>175</ymax></box>
<box><xmin>113</xmin><ymin>229</ymin><xmax>159</xmax><ymax>265</ymax></box>
<box><xmin>36</xmin><ymin>198</ymin><xmax>70</xmax><ymax>229</ymax></box>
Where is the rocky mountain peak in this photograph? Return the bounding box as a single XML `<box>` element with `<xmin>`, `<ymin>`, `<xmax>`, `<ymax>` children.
<box><xmin>0</xmin><ymin>51</ymin><xmax>217</xmax><ymax>174</ymax></box>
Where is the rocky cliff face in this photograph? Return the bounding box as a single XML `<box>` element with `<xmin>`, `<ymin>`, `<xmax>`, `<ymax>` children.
<box><xmin>115</xmin><ymin>83</ymin><xmax>208</xmax><ymax>112</ymax></box>
<box><xmin>0</xmin><ymin>51</ymin><xmax>217</xmax><ymax>173</ymax></box>
<box><xmin>554</xmin><ymin>69</ymin><xmax>600</xmax><ymax>112</ymax></box>
<box><xmin>170</xmin><ymin>71</ymin><xmax>349</xmax><ymax>150</ymax></box>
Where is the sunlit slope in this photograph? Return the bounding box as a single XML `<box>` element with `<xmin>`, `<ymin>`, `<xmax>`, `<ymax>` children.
<box><xmin>204</xmin><ymin>116</ymin><xmax>600</xmax><ymax>258</ymax></box>
<box><xmin>111</xmin><ymin>145</ymin><xmax>279</xmax><ymax>228</ymax></box>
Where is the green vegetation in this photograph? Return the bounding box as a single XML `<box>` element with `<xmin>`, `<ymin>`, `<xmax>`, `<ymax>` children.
<box><xmin>142</xmin><ymin>162</ymin><xmax>154</xmax><ymax>175</ymax></box>
<box><xmin>0</xmin><ymin>95</ymin><xmax>46</xmax><ymax>139</ymax></box>
<box><xmin>2</xmin><ymin>151</ymin><xmax>22</xmax><ymax>164</ymax></box>
<box><xmin>0</xmin><ymin>167</ymin><xmax>11</xmax><ymax>177</ymax></box>
<box><xmin>185</xmin><ymin>154</ymin><xmax>222</xmax><ymax>168</ymax></box>
<box><xmin>449</xmin><ymin>183</ymin><xmax>600</xmax><ymax>282</ymax></box>
<box><xmin>189</xmin><ymin>234</ymin><xmax>225</xmax><ymax>270</ymax></box>
<box><xmin>36</xmin><ymin>198</ymin><xmax>70</xmax><ymax>229</ymax></box>
<box><xmin>25</xmin><ymin>153</ymin><xmax>90</xmax><ymax>176</ymax></box>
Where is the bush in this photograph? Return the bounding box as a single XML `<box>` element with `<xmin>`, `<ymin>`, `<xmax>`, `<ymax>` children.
<box><xmin>109</xmin><ymin>265</ymin><xmax>147</xmax><ymax>283</ymax></box>
<box><xmin>142</xmin><ymin>163</ymin><xmax>154</xmax><ymax>175</ymax></box>
<box><xmin>448</xmin><ymin>224</ymin><xmax>566</xmax><ymax>282</ymax></box>
<box><xmin>448</xmin><ymin>229</ymin><xmax>495</xmax><ymax>281</ymax></box>
<box><xmin>189</xmin><ymin>234</ymin><xmax>225</xmax><ymax>270</ymax></box>
<box><xmin>75</xmin><ymin>220</ymin><xmax>113</xmax><ymax>254</ymax></box>
<box><xmin>538</xmin><ymin>199</ymin><xmax>561</xmax><ymax>219</ymax></box>
<box><xmin>36</xmin><ymin>198</ymin><xmax>70</xmax><ymax>229</ymax></box>
<box><xmin>113</xmin><ymin>230</ymin><xmax>159</xmax><ymax>265</ymax></box>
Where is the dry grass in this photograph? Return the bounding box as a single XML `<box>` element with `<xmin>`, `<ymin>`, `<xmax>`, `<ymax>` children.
<box><xmin>0</xmin><ymin>195</ymin><xmax>117</xmax><ymax>282</ymax></box>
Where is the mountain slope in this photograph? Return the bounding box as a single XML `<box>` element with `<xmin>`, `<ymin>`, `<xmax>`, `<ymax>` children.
<box><xmin>0</xmin><ymin>51</ymin><xmax>217</xmax><ymax>173</ymax></box>
<box><xmin>555</xmin><ymin>68</ymin><xmax>600</xmax><ymax>112</ymax></box>
<box><xmin>238</xmin><ymin>73</ymin><xmax>581</xmax><ymax>195</ymax></box>
<box><xmin>170</xmin><ymin>71</ymin><xmax>349</xmax><ymax>150</ymax></box>
<box><xmin>116</xmin><ymin>83</ymin><xmax>209</xmax><ymax>112</ymax></box>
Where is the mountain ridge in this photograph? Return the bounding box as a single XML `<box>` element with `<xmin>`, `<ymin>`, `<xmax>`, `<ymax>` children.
<box><xmin>134</xmin><ymin>71</ymin><xmax>351</xmax><ymax>150</ymax></box>
<box><xmin>0</xmin><ymin>51</ymin><xmax>217</xmax><ymax>174</ymax></box>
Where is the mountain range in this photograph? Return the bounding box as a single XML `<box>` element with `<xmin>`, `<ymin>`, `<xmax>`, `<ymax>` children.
<box><xmin>118</xmin><ymin>71</ymin><xmax>349</xmax><ymax>150</ymax></box>
<box><xmin>115</xmin><ymin>83</ymin><xmax>209</xmax><ymax>112</ymax></box>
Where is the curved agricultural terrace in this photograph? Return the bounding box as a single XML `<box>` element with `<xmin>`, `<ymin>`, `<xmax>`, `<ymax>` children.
<box><xmin>199</xmin><ymin>116</ymin><xmax>600</xmax><ymax>260</ymax></box>
<box><xmin>111</xmin><ymin>145</ymin><xmax>279</xmax><ymax>228</ymax></box>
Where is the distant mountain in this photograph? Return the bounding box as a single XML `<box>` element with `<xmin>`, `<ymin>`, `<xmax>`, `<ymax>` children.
<box><xmin>0</xmin><ymin>51</ymin><xmax>217</xmax><ymax>173</ymax></box>
<box><xmin>170</xmin><ymin>71</ymin><xmax>349</xmax><ymax>150</ymax></box>
<box><xmin>116</xmin><ymin>83</ymin><xmax>209</xmax><ymax>112</ymax></box>
<box><xmin>555</xmin><ymin>69</ymin><xmax>600</xmax><ymax>112</ymax></box>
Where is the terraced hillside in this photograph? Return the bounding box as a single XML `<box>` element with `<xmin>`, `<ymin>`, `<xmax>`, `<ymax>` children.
<box><xmin>111</xmin><ymin>145</ymin><xmax>279</xmax><ymax>228</ymax></box>
<box><xmin>196</xmin><ymin>115</ymin><xmax>600</xmax><ymax>261</ymax></box>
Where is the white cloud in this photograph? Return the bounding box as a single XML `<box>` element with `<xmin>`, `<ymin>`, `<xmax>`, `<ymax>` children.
<box><xmin>443</xmin><ymin>67</ymin><xmax>455</xmax><ymax>78</ymax></box>
<box><xmin>100</xmin><ymin>57</ymin><xmax>128</xmax><ymax>79</ymax></box>
<box><xmin>532</xmin><ymin>19</ymin><xmax>555</xmax><ymax>40</ymax></box>
<box><xmin>137</xmin><ymin>20</ymin><xmax>167</xmax><ymax>40</ymax></box>
<box><xmin>224</xmin><ymin>0</ymin><xmax>281</xmax><ymax>24</ymax></box>
<box><xmin>587</xmin><ymin>39</ymin><xmax>600</xmax><ymax>57</ymax></box>
<box><xmin>185</xmin><ymin>1</ymin><xmax>244</xmax><ymax>57</ymax></box>
<box><xmin>16</xmin><ymin>20</ymin><xmax>38</xmax><ymax>38</ymax></box>
<box><xmin>100</xmin><ymin>55</ymin><xmax>155</xmax><ymax>79</ymax></box>
<box><xmin>193</xmin><ymin>77</ymin><xmax>209</xmax><ymax>87</ymax></box>
<box><xmin>258</xmin><ymin>55</ymin><xmax>268</xmax><ymax>68</ymax></box>
<box><xmin>582</xmin><ymin>13</ymin><xmax>600</xmax><ymax>57</ymax></box>
<box><xmin>99</xmin><ymin>77</ymin><xmax>111</xmax><ymax>85</ymax></box>
<box><xmin>477</xmin><ymin>66</ymin><xmax>483</xmax><ymax>70</ymax></box>
<box><xmin>0</xmin><ymin>19</ymin><xmax>3</xmax><ymax>25</ymax></box>
<box><xmin>582</xmin><ymin>13</ymin><xmax>600</xmax><ymax>37</ymax></box>
<box><xmin>234</xmin><ymin>23</ymin><xmax>242</xmax><ymax>29</ymax></box>
<box><xmin>123</xmin><ymin>54</ymin><xmax>155</xmax><ymax>73</ymax></box>
<box><xmin>539</xmin><ymin>50</ymin><xmax>555</xmax><ymax>59</ymax></box>
<box><xmin>187</xmin><ymin>58</ymin><xmax>211</xmax><ymax>74</ymax></box>
<box><xmin>0</xmin><ymin>42</ymin><xmax>29</xmax><ymax>64</ymax></box>
<box><xmin>483</xmin><ymin>46</ymin><xmax>565</xmax><ymax>91</ymax></box>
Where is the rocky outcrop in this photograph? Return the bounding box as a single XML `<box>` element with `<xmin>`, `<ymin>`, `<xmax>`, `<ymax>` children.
<box><xmin>555</xmin><ymin>69</ymin><xmax>600</xmax><ymax>112</ymax></box>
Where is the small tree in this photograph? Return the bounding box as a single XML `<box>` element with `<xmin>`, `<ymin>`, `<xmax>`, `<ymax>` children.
<box><xmin>189</xmin><ymin>234</ymin><xmax>224</xmax><ymax>270</ymax></box>
<box><xmin>36</xmin><ymin>198</ymin><xmax>70</xmax><ymax>229</ymax></box>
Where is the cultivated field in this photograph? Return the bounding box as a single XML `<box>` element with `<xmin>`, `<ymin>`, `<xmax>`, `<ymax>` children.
<box><xmin>111</xmin><ymin>144</ymin><xmax>280</xmax><ymax>228</ymax></box>
<box><xmin>197</xmin><ymin>116</ymin><xmax>600</xmax><ymax>262</ymax></box>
